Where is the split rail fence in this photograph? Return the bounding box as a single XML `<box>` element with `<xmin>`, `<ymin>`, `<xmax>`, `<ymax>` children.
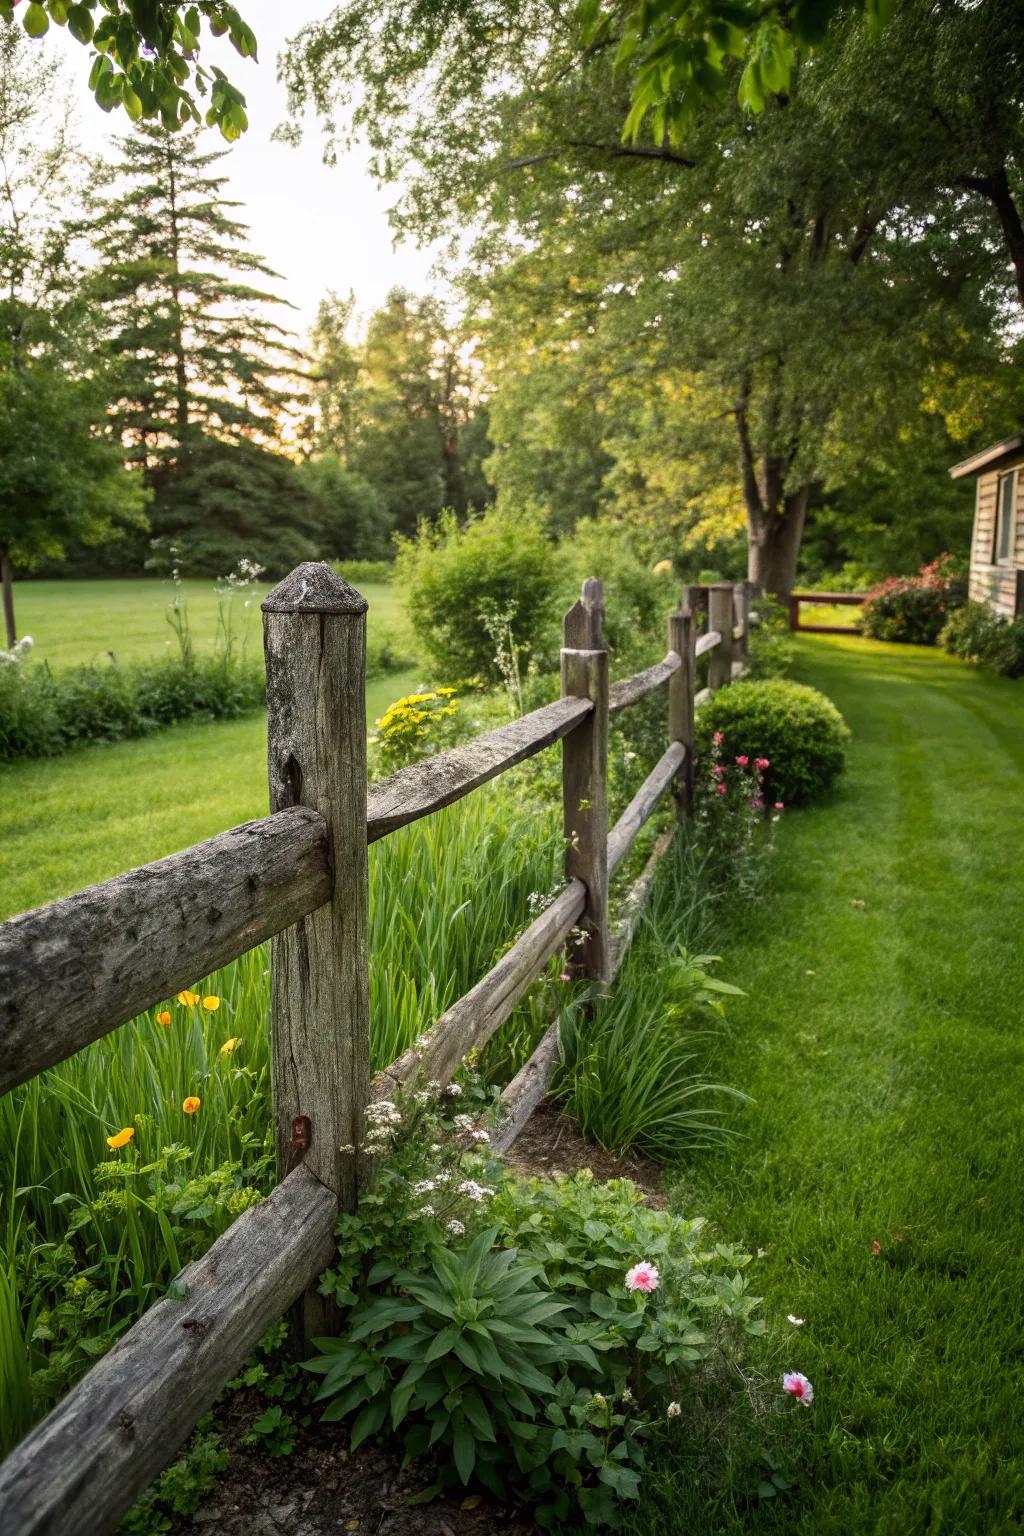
<box><xmin>787</xmin><ymin>589</ymin><xmax>865</xmax><ymax>634</ymax></box>
<box><xmin>0</xmin><ymin>567</ymin><xmax>752</xmax><ymax>1536</ymax></box>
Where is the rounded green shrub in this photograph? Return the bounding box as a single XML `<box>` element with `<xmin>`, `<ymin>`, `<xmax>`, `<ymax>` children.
<box><xmin>860</xmin><ymin>554</ymin><xmax>967</xmax><ymax>645</ymax></box>
<box><xmin>696</xmin><ymin>678</ymin><xmax>850</xmax><ymax>804</ymax></box>
<box><xmin>396</xmin><ymin>507</ymin><xmax>560</xmax><ymax>682</ymax></box>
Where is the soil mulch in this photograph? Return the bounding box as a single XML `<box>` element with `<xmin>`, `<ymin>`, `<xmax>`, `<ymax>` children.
<box><xmin>176</xmin><ymin>1102</ymin><xmax>663</xmax><ymax>1535</ymax></box>
<box><xmin>505</xmin><ymin>1099</ymin><xmax>665</xmax><ymax>1205</ymax></box>
<box><xmin>173</xmin><ymin>1416</ymin><xmax>538</xmax><ymax>1536</ymax></box>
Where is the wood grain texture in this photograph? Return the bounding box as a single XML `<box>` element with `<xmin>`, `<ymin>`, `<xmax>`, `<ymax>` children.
<box><xmin>609</xmin><ymin>829</ymin><xmax>675</xmax><ymax>981</ymax></box>
<box><xmin>563</xmin><ymin>578</ymin><xmax>605</xmax><ymax>649</ymax></box>
<box><xmin>694</xmin><ymin>628</ymin><xmax>722</xmax><ymax>657</ymax></box>
<box><xmin>561</xmin><ymin>646</ymin><xmax>610</xmax><ymax>983</ymax></box>
<box><xmin>608</xmin><ymin>652</ymin><xmax>680</xmax><ymax>716</ymax></box>
<box><xmin>365</xmin><ymin>696</ymin><xmax>592</xmax><ymax>843</ymax></box>
<box><xmin>263</xmin><ymin>564</ymin><xmax>370</xmax><ymax>1213</ymax></box>
<box><xmin>707</xmin><ymin>586</ymin><xmax>734</xmax><ymax>692</ymax></box>
<box><xmin>490</xmin><ymin>1018</ymin><xmax>562</xmax><ymax>1155</ymax></box>
<box><xmin>0</xmin><ymin>1166</ymin><xmax>336</xmax><ymax>1536</ymax></box>
<box><xmin>0</xmin><ymin>809</ymin><xmax>330</xmax><ymax>1098</ymax></box>
<box><xmin>607</xmin><ymin>743</ymin><xmax>685</xmax><ymax>875</ymax></box>
<box><xmin>373</xmin><ymin>879</ymin><xmax>586</xmax><ymax>1097</ymax></box>
<box><xmin>667</xmin><ymin>608</ymin><xmax>694</xmax><ymax>816</ymax></box>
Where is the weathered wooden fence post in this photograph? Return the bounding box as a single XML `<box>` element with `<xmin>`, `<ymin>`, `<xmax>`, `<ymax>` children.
<box><xmin>667</xmin><ymin>605</ymin><xmax>695</xmax><ymax>817</ymax></box>
<box><xmin>707</xmin><ymin>582</ymin><xmax>734</xmax><ymax>693</ymax></box>
<box><xmin>262</xmin><ymin>563</ymin><xmax>370</xmax><ymax>1340</ymax></box>
<box><xmin>561</xmin><ymin>578</ymin><xmax>609</xmax><ymax>982</ymax></box>
<box><xmin>736</xmin><ymin>580</ymin><xmax>752</xmax><ymax>660</ymax></box>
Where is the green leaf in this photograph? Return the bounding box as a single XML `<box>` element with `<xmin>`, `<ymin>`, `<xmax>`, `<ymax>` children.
<box><xmin>452</xmin><ymin>1416</ymin><xmax>476</xmax><ymax>1483</ymax></box>
<box><xmin>23</xmin><ymin>4</ymin><xmax>49</xmax><ymax>36</ymax></box>
<box><xmin>350</xmin><ymin>1397</ymin><xmax>388</xmax><ymax>1451</ymax></box>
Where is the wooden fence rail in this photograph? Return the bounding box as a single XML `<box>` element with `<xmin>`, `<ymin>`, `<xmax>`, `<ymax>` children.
<box><xmin>0</xmin><ymin>565</ymin><xmax>752</xmax><ymax>1536</ymax></box>
<box><xmin>788</xmin><ymin>589</ymin><xmax>865</xmax><ymax>634</ymax></box>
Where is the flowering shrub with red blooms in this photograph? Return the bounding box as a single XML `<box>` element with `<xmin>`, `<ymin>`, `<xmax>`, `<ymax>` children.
<box><xmin>860</xmin><ymin>553</ymin><xmax>968</xmax><ymax>646</ymax></box>
<box><xmin>697</xmin><ymin>679</ymin><xmax>849</xmax><ymax>804</ymax></box>
<box><xmin>693</xmin><ymin>730</ymin><xmax>781</xmax><ymax>893</ymax></box>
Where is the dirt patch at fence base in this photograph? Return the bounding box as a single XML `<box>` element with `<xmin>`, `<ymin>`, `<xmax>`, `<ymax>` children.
<box><xmin>504</xmin><ymin>1099</ymin><xmax>666</xmax><ymax>1204</ymax></box>
<box><xmin>176</xmin><ymin>1420</ymin><xmax>538</xmax><ymax>1536</ymax></box>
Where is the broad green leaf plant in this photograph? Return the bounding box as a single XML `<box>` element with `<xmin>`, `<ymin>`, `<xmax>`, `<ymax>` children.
<box><xmin>0</xmin><ymin>1</ymin><xmax>257</xmax><ymax>138</ymax></box>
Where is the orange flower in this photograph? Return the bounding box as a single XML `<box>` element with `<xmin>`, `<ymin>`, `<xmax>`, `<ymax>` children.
<box><xmin>201</xmin><ymin>995</ymin><xmax>221</xmax><ymax>1012</ymax></box>
<box><xmin>106</xmin><ymin>1127</ymin><xmax>135</xmax><ymax>1150</ymax></box>
<box><xmin>156</xmin><ymin>1010</ymin><xmax>172</xmax><ymax>1026</ymax></box>
<box><xmin>219</xmin><ymin>1037</ymin><xmax>241</xmax><ymax>1055</ymax></box>
<box><xmin>177</xmin><ymin>990</ymin><xmax>199</xmax><ymax>1007</ymax></box>
<box><xmin>182</xmin><ymin>1096</ymin><xmax>201</xmax><ymax>1115</ymax></box>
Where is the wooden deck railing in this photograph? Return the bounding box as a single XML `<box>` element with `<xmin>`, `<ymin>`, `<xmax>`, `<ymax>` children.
<box><xmin>0</xmin><ymin>567</ymin><xmax>752</xmax><ymax>1536</ymax></box>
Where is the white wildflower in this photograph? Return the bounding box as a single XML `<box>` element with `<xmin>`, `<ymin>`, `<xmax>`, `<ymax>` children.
<box><xmin>412</xmin><ymin>1179</ymin><xmax>436</xmax><ymax>1196</ymax></box>
<box><xmin>418</xmin><ymin>1205</ymin><xmax>436</xmax><ymax>1218</ymax></box>
<box><xmin>472</xmin><ymin>1129</ymin><xmax>490</xmax><ymax>1144</ymax></box>
<box><xmin>453</xmin><ymin>1114</ymin><xmax>475</xmax><ymax>1133</ymax></box>
<box><xmin>458</xmin><ymin>1180</ymin><xmax>493</xmax><ymax>1203</ymax></box>
<box><xmin>444</xmin><ymin>1082</ymin><xmax>463</xmax><ymax>1098</ymax></box>
<box><xmin>667</xmin><ymin>1402</ymin><xmax>681</xmax><ymax>1419</ymax></box>
<box><xmin>446</xmin><ymin>1219</ymin><xmax>466</xmax><ymax>1237</ymax></box>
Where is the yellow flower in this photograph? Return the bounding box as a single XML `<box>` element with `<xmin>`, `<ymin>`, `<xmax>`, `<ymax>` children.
<box><xmin>201</xmin><ymin>995</ymin><xmax>220</xmax><ymax>1012</ymax></box>
<box><xmin>156</xmin><ymin>1009</ymin><xmax>172</xmax><ymax>1026</ymax></box>
<box><xmin>182</xmin><ymin>1096</ymin><xmax>201</xmax><ymax>1115</ymax></box>
<box><xmin>177</xmin><ymin>990</ymin><xmax>199</xmax><ymax>1007</ymax></box>
<box><xmin>652</xmin><ymin>559</ymin><xmax>673</xmax><ymax>576</ymax></box>
<box><xmin>219</xmin><ymin>1037</ymin><xmax>241</xmax><ymax>1055</ymax></box>
<box><xmin>106</xmin><ymin>1127</ymin><xmax>135</xmax><ymax>1150</ymax></box>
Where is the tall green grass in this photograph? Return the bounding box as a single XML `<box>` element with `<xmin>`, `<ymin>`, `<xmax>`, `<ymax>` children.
<box><xmin>557</xmin><ymin>839</ymin><xmax>748</xmax><ymax>1161</ymax></box>
<box><xmin>0</xmin><ymin>774</ymin><xmax>561</xmax><ymax>1453</ymax></box>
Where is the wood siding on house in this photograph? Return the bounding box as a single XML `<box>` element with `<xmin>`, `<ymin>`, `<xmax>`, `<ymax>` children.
<box><xmin>969</xmin><ymin>455</ymin><xmax>1024</xmax><ymax>618</ymax></box>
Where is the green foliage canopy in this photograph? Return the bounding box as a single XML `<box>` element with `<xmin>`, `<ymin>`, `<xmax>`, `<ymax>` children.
<box><xmin>0</xmin><ymin>1</ymin><xmax>256</xmax><ymax>138</ymax></box>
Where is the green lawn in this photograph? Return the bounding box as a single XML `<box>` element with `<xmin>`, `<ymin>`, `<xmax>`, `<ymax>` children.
<box><xmin>0</xmin><ymin>577</ymin><xmax>422</xmax><ymax>920</ymax></box>
<box><xmin>10</xmin><ymin>577</ymin><xmax>408</xmax><ymax>669</ymax></box>
<box><xmin>0</xmin><ymin>665</ymin><xmax>420</xmax><ymax>921</ymax></box>
<box><xmin>634</xmin><ymin>634</ymin><xmax>1024</xmax><ymax>1532</ymax></box>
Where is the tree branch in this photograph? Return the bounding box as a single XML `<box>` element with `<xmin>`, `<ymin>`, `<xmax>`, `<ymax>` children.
<box><xmin>957</xmin><ymin>164</ymin><xmax>1024</xmax><ymax>307</ymax></box>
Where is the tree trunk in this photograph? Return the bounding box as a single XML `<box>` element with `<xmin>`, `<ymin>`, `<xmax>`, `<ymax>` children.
<box><xmin>1</xmin><ymin>548</ymin><xmax>15</xmax><ymax>649</ymax></box>
<box><xmin>746</xmin><ymin>487</ymin><xmax>810</xmax><ymax>601</ymax></box>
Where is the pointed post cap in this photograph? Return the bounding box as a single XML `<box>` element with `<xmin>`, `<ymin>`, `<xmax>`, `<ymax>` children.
<box><xmin>262</xmin><ymin>562</ymin><xmax>368</xmax><ymax>615</ymax></box>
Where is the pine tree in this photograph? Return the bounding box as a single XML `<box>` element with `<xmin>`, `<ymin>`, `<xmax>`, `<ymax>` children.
<box><xmin>87</xmin><ymin>125</ymin><xmax>302</xmax><ymax>481</ymax></box>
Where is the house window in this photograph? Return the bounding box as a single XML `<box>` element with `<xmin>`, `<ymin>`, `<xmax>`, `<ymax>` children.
<box><xmin>995</xmin><ymin>470</ymin><xmax>1017</xmax><ymax>565</ymax></box>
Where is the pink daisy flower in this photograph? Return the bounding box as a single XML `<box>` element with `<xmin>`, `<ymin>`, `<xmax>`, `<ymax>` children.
<box><xmin>782</xmin><ymin>1371</ymin><xmax>814</xmax><ymax>1405</ymax></box>
<box><xmin>625</xmin><ymin>1261</ymin><xmax>660</xmax><ymax>1293</ymax></box>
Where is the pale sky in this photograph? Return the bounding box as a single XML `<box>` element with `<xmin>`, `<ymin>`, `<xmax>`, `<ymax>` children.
<box><xmin>45</xmin><ymin>0</ymin><xmax>441</xmax><ymax>335</ymax></box>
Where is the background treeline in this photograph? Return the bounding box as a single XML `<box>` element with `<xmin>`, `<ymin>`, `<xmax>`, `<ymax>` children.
<box><xmin>3</xmin><ymin>5</ymin><xmax>1024</xmax><ymax>607</ymax></box>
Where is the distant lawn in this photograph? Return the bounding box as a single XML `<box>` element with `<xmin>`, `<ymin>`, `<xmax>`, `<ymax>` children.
<box><xmin>0</xmin><ymin>576</ymin><xmax>425</xmax><ymax>918</ymax></box>
<box><xmin>11</xmin><ymin>577</ymin><xmax>409</xmax><ymax>670</ymax></box>
<box><xmin>631</xmin><ymin>634</ymin><xmax>1024</xmax><ymax>1532</ymax></box>
<box><xmin>0</xmin><ymin>665</ymin><xmax>421</xmax><ymax>920</ymax></box>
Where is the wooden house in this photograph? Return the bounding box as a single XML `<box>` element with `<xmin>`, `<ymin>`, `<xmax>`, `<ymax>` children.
<box><xmin>950</xmin><ymin>433</ymin><xmax>1024</xmax><ymax>618</ymax></box>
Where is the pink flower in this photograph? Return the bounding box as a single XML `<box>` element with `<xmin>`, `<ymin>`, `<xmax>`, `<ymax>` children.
<box><xmin>559</xmin><ymin>972</ymin><xmax>572</xmax><ymax>982</ymax></box>
<box><xmin>712</xmin><ymin>763</ymin><xmax>727</xmax><ymax>778</ymax></box>
<box><xmin>735</xmin><ymin>755</ymin><xmax>749</xmax><ymax>767</ymax></box>
<box><xmin>712</xmin><ymin>732</ymin><xmax>724</xmax><ymax>747</ymax></box>
<box><xmin>749</xmin><ymin>797</ymin><xmax>764</xmax><ymax>810</ymax></box>
<box><xmin>625</xmin><ymin>1261</ymin><xmax>660</xmax><ymax>1293</ymax></box>
<box><xmin>755</xmin><ymin>757</ymin><xmax>770</xmax><ymax>770</ymax></box>
<box><xmin>715</xmin><ymin>783</ymin><xmax>728</xmax><ymax>796</ymax></box>
<box><xmin>782</xmin><ymin>1371</ymin><xmax>813</xmax><ymax>1405</ymax></box>
<box><xmin>774</xmin><ymin>801</ymin><xmax>784</xmax><ymax>811</ymax></box>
